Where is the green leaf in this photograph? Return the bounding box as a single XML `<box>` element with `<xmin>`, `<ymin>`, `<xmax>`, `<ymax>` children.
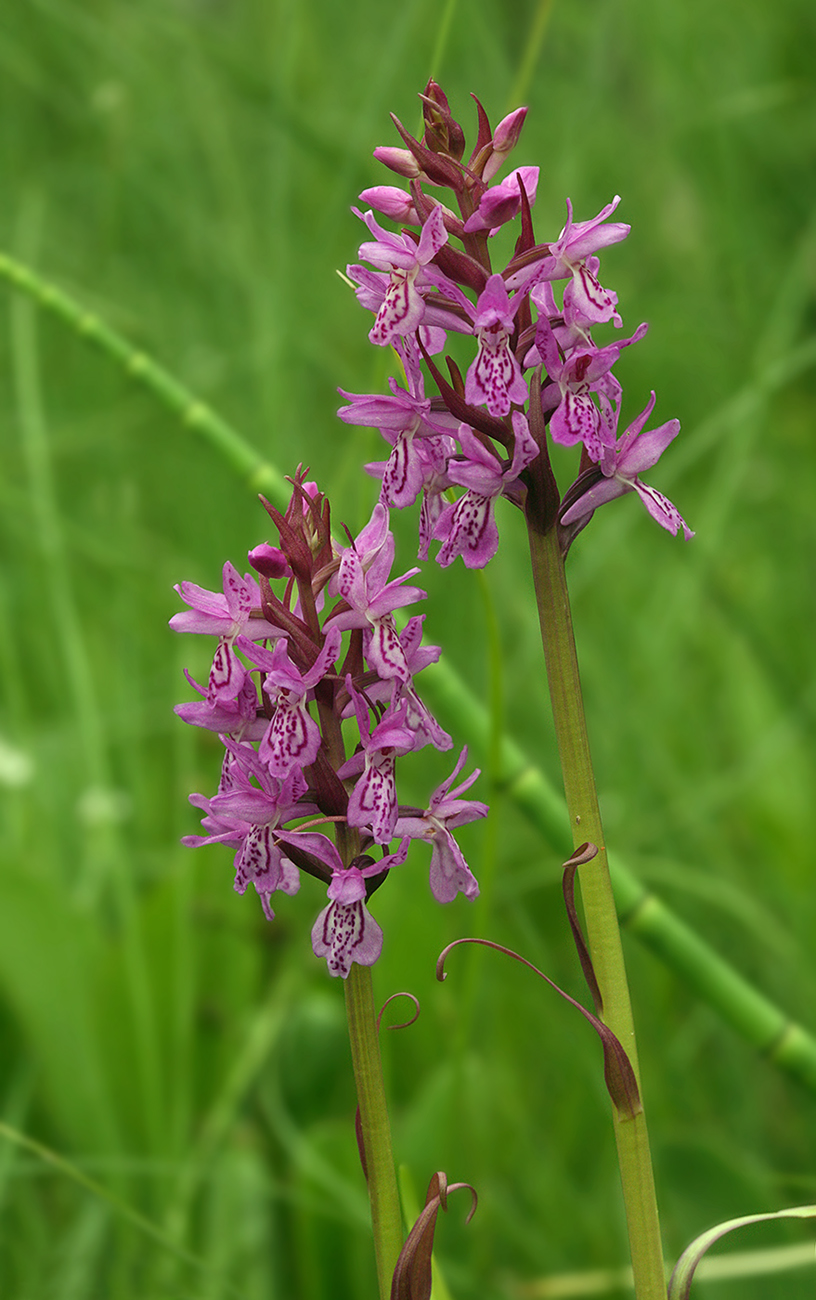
<box><xmin>669</xmin><ymin>1205</ymin><xmax>816</xmax><ymax>1299</ymax></box>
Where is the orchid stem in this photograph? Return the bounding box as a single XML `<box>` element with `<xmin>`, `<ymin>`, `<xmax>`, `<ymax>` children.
<box><xmin>344</xmin><ymin>963</ymin><xmax>403</xmax><ymax>1300</ymax></box>
<box><xmin>527</xmin><ymin>518</ymin><xmax>666</xmax><ymax>1300</ymax></box>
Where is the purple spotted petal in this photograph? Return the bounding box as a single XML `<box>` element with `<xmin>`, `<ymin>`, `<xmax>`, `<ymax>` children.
<box><xmin>233</xmin><ymin>825</ymin><xmax>300</xmax><ymax>922</ymax></box>
<box><xmin>428</xmin><ymin>832</ymin><xmax>480</xmax><ymax>903</ymax></box>
<box><xmin>222</xmin><ymin>560</ymin><xmax>254</xmax><ymax>622</ymax></box>
<box><xmin>207</xmin><ymin>639</ymin><xmax>247</xmax><ymax>704</ymax></box>
<box><xmin>380</xmin><ymin>431</ymin><xmax>428</xmax><ymax>507</ymax></box>
<box><xmin>564</xmin><ymin>266</ymin><xmax>621</xmax><ymax>328</ymax></box>
<box><xmin>633</xmin><ymin>480</ymin><xmax>695</xmax><ymax>539</ymax></box>
<box><xmin>434</xmin><ymin>493</ymin><xmax>499</xmax><ymax>570</ymax></box>
<box><xmin>550</xmin><ymin>390</ymin><xmax>603</xmax><ymax>454</ymax></box>
<box><xmin>370</xmin><ymin>268</ymin><xmax>426</xmax><ymax>346</ymax></box>
<box><xmin>560</xmin><ymin>395</ymin><xmax>693</xmax><ymax>539</ymax></box>
<box><xmin>347</xmin><ymin>748</ymin><xmax>400</xmax><ymax>843</ymax></box>
<box><xmin>365</xmin><ymin>615</ymin><xmax>411</xmax><ymax>682</ymax></box>
<box><xmin>414</xmin><ymin>204</ymin><xmax>450</xmax><ymax>263</ymax></box>
<box><xmin>311</xmin><ymin>898</ymin><xmax>384</xmax><ymax>978</ymax></box>
<box><xmin>170</xmin><ymin>563</ymin><xmax>261</xmax><ymax>638</ymax></box>
<box><xmin>175</xmin><ymin>673</ymin><xmax>265</xmax><ymax>741</ymax></box>
<box><xmin>465</xmin><ymin>327</ymin><xmax>529</xmax><ymax>417</ymax></box>
<box><xmin>259</xmin><ymin>694</ymin><xmax>323</xmax><ymax>778</ymax></box>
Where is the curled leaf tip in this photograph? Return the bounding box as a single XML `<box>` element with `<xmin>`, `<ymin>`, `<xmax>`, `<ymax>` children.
<box><xmin>390</xmin><ymin>1170</ymin><xmax>478</xmax><ymax>1300</ymax></box>
<box><xmin>563</xmin><ymin>841</ymin><xmax>598</xmax><ymax>869</ymax></box>
<box><xmin>460</xmin><ymin>1182</ymin><xmax>479</xmax><ymax>1223</ymax></box>
<box><xmin>378</xmin><ymin>991</ymin><xmax>421</xmax><ymax>1032</ymax></box>
<box><xmin>436</xmin><ymin>936</ymin><xmax>476</xmax><ymax>981</ymax></box>
<box><xmin>433</xmin><ymin>934</ymin><xmax>641</xmax><ymax>1119</ymax></box>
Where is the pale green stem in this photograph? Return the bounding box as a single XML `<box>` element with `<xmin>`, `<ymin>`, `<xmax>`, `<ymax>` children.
<box><xmin>527</xmin><ymin>520</ymin><xmax>666</xmax><ymax>1300</ymax></box>
<box><xmin>344</xmin><ymin>964</ymin><xmax>403</xmax><ymax>1300</ymax></box>
<box><xmin>0</xmin><ymin>250</ymin><xmax>288</xmax><ymax>507</ymax></box>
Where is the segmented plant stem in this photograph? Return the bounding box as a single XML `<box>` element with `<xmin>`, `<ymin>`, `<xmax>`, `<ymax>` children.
<box><xmin>0</xmin><ymin>250</ymin><xmax>288</xmax><ymax>506</ymax></box>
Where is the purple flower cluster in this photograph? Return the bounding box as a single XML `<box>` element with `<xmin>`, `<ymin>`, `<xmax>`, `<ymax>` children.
<box><xmin>341</xmin><ymin>82</ymin><xmax>693</xmax><ymax>560</ymax></box>
<box><xmin>173</xmin><ymin>84</ymin><xmax>693</xmax><ymax>980</ymax></box>
<box><xmin>172</xmin><ymin>477</ymin><xmax>487</xmax><ymax>978</ymax></box>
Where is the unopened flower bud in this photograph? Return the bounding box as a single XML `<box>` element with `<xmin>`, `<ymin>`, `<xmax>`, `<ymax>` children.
<box><xmin>421</xmin><ymin>79</ymin><xmax>465</xmax><ymax>160</ymax></box>
<box><xmin>373</xmin><ymin>145</ymin><xmax>421</xmax><ymax>179</ymax></box>
<box><xmin>248</xmin><ymin>542</ymin><xmax>290</xmax><ymax>580</ymax></box>
<box><xmin>359</xmin><ymin>186</ymin><xmax>419</xmax><ymax>224</ymax></box>
<box><xmin>482</xmin><ymin>105</ymin><xmax>528</xmax><ymax>181</ymax></box>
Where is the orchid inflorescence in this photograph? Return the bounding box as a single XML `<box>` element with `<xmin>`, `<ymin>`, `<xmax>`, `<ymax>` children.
<box><xmin>342</xmin><ymin>80</ymin><xmax>693</xmax><ymax>559</ymax></box>
<box><xmin>172</xmin><ymin>81</ymin><xmax>692</xmax><ymax>981</ymax></box>
<box><xmin>172</xmin><ymin>480</ymin><xmax>487</xmax><ymax>978</ymax></box>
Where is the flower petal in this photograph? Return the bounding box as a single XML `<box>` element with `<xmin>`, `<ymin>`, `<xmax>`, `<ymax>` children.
<box><xmin>311</xmin><ymin>900</ymin><xmax>384</xmax><ymax>978</ymax></box>
<box><xmin>632</xmin><ymin>480</ymin><xmax>695</xmax><ymax>539</ymax></box>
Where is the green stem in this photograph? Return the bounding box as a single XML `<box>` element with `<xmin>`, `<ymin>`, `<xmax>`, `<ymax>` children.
<box><xmin>344</xmin><ymin>964</ymin><xmax>403</xmax><ymax>1300</ymax></box>
<box><xmin>0</xmin><ymin>250</ymin><xmax>288</xmax><ymax>507</ymax></box>
<box><xmin>527</xmin><ymin>520</ymin><xmax>666</xmax><ymax>1300</ymax></box>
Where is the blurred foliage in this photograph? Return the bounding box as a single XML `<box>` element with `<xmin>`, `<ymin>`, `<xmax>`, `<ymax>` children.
<box><xmin>0</xmin><ymin>0</ymin><xmax>815</xmax><ymax>1296</ymax></box>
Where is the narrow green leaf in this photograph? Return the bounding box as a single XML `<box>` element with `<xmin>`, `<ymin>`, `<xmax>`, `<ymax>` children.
<box><xmin>669</xmin><ymin>1205</ymin><xmax>816</xmax><ymax>1299</ymax></box>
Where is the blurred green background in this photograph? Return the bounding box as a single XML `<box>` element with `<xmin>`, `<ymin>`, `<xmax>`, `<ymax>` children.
<box><xmin>1</xmin><ymin>0</ymin><xmax>815</xmax><ymax>1296</ymax></box>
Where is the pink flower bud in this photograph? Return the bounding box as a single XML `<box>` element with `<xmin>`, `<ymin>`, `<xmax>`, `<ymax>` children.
<box><xmin>482</xmin><ymin>105</ymin><xmax>528</xmax><ymax>181</ymax></box>
<box><xmin>248</xmin><ymin>542</ymin><xmax>289</xmax><ymax>579</ymax></box>
<box><xmin>373</xmin><ymin>145</ymin><xmax>421</xmax><ymax>178</ymax></box>
<box><xmin>359</xmin><ymin>186</ymin><xmax>419</xmax><ymax>224</ymax></box>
